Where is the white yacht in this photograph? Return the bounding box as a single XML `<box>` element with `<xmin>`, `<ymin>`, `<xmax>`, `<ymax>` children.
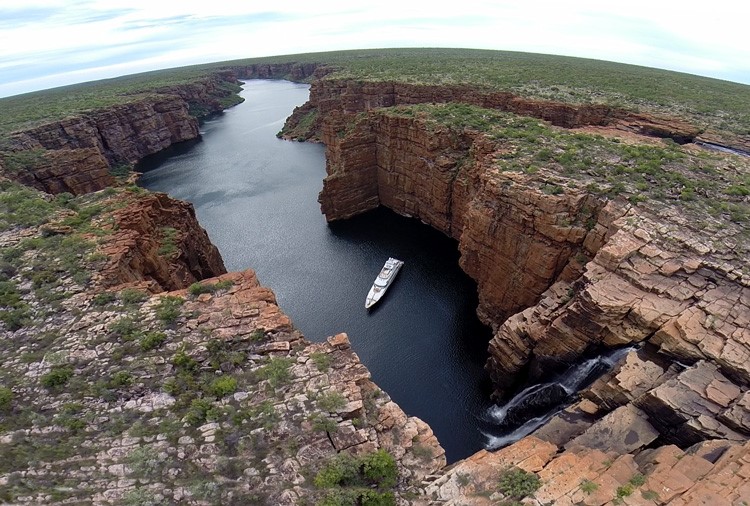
<box><xmin>365</xmin><ymin>257</ymin><xmax>404</xmax><ymax>309</ymax></box>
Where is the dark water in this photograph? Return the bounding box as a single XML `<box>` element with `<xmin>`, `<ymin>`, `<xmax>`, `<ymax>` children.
<box><xmin>481</xmin><ymin>346</ymin><xmax>636</xmax><ymax>449</ymax></box>
<box><xmin>138</xmin><ymin>80</ymin><xmax>493</xmax><ymax>462</ymax></box>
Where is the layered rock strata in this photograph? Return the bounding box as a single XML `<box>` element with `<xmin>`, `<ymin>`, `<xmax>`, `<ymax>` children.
<box><xmin>0</xmin><ymin>266</ymin><xmax>445</xmax><ymax>503</ymax></box>
<box><xmin>2</xmin><ymin>74</ymin><xmax>242</xmax><ymax>195</ymax></box>
<box><xmin>425</xmin><ymin>435</ymin><xmax>750</xmax><ymax>505</ymax></box>
<box><xmin>96</xmin><ymin>191</ymin><xmax>226</xmax><ymax>291</ymax></box>
<box><xmin>285</xmin><ymin>78</ymin><xmax>703</xmax><ymax>145</ymax></box>
<box><xmin>312</xmin><ymin>80</ymin><xmax>750</xmax><ymax>472</ymax></box>
<box><xmin>319</xmin><ymin>112</ymin><xmax>602</xmax><ymax>329</ymax></box>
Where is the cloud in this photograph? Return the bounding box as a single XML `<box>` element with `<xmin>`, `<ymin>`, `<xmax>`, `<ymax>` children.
<box><xmin>0</xmin><ymin>0</ymin><xmax>748</xmax><ymax>98</ymax></box>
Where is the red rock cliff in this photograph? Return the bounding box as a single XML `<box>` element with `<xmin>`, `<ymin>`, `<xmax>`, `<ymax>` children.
<box><xmin>95</xmin><ymin>191</ymin><xmax>227</xmax><ymax>291</ymax></box>
<box><xmin>2</xmin><ymin>74</ymin><xmax>243</xmax><ymax>195</ymax></box>
<box><xmin>312</xmin><ymin>80</ymin><xmax>750</xmax><ymax>460</ymax></box>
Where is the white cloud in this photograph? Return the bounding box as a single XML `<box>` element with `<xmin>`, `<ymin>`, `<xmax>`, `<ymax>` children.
<box><xmin>1</xmin><ymin>0</ymin><xmax>749</xmax><ymax>98</ymax></box>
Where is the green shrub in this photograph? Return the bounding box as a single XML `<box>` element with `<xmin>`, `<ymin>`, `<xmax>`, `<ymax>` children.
<box><xmin>541</xmin><ymin>183</ymin><xmax>564</xmax><ymax>195</ymax></box>
<box><xmin>41</xmin><ymin>365</ymin><xmax>74</xmax><ymax>390</ymax></box>
<box><xmin>0</xmin><ymin>386</ymin><xmax>12</xmax><ymax>411</ymax></box>
<box><xmin>629</xmin><ymin>473</ymin><xmax>646</xmax><ymax>487</ymax></box>
<box><xmin>185</xmin><ymin>398</ymin><xmax>213</xmax><ymax>426</ymax></box>
<box><xmin>362</xmin><ymin>449</ymin><xmax>398</xmax><ymax>488</ymax></box>
<box><xmin>157</xmin><ymin>227</ymin><xmax>179</xmax><ymax>257</ymax></box>
<box><xmin>498</xmin><ymin>468</ymin><xmax>541</xmax><ymax>500</ymax></box>
<box><xmin>317</xmin><ymin>391</ymin><xmax>347</xmax><ymax>412</ymax></box>
<box><xmin>188</xmin><ymin>280</ymin><xmax>233</xmax><ymax>296</ymax></box>
<box><xmin>0</xmin><ymin>280</ymin><xmax>30</xmax><ymax>330</ymax></box>
<box><xmin>172</xmin><ymin>347</ymin><xmax>198</xmax><ymax>372</ymax></box>
<box><xmin>208</xmin><ymin>376</ymin><xmax>238</xmax><ymax>398</ymax></box>
<box><xmin>314</xmin><ymin>453</ymin><xmax>360</xmax><ymax>488</ymax></box>
<box><xmin>55</xmin><ymin>402</ymin><xmax>86</xmax><ymax>433</ymax></box>
<box><xmin>249</xmin><ymin>328</ymin><xmax>266</xmax><ymax>342</ymax></box>
<box><xmin>122</xmin><ymin>488</ymin><xmax>164</xmax><ymax>506</ymax></box>
<box><xmin>120</xmin><ymin>288</ymin><xmax>148</xmax><ymax>305</ymax></box>
<box><xmin>140</xmin><ymin>331</ymin><xmax>167</xmax><ymax>351</ymax></box>
<box><xmin>109</xmin><ymin>371</ymin><xmax>133</xmax><ymax>388</ymax></box>
<box><xmin>311</xmin><ymin>351</ymin><xmax>332</xmax><ymax>372</ymax></box>
<box><xmin>580</xmin><ymin>479</ymin><xmax>598</xmax><ymax>494</ymax></box>
<box><xmin>0</xmin><ymin>181</ymin><xmax>55</xmax><ymax>230</ymax></box>
<box><xmin>92</xmin><ymin>292</ymin><xmax>117</xmax><ymax>306</ymax></box>
<box><xmin>258</xmin><ymin>357</ymin><xmax>293</xmax><ymax>388</ymax></box>
<box><xmin>109</xmin><ymin>316</ymin><xmax>140</xmax><ymax>340</ymax></box>
<box><xmin>0</xmin><ymin>306</ymin><xmax>30</xmax><ymax>331</ymax></box>
<box><xmin>126</xmin><ymin>446</ymin><xmax>164</xmax><ymax>478</ymax></box>
<box><xmin>188</xmin><ymin>282</ymin><xmax>211</xmax><ymax>295</ymax></box>
<box><xmin>155</xmin><ymin>295</ymin><xmax>183</xmax><ymax>324</ymax></box>
<box><xmin>310</xmin><ymin>413</ymin><xmax>338</xmax><ymax>433</ymax></box>
<box><xmin>314</xmin><ymin>450</ymin><xmax>398</xmax><ymax>505</ymax></box>
<box><xmin>617</xmin><ymin>484</ymin><xmax>634</xmax><ymax>498</ymax></box>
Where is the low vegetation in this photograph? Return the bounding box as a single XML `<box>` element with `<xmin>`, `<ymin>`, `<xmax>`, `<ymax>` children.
<box><xmin>384</xmin><ymin>103</ymin><xmax>750</xmax><ymax>242</ymax></box>
<box><xmin>314</xmin><ymin>449</ymin><xmax>398</xmax><ymax>505</ymax></box>
<box><xmin>498</xmin><ymin>467</ymin><xmax>541</xmax><ymax>500</ymax></box>
<box><xmin>2</xmin><ymin>48</ymin><xmax>749</xmax><ymax>139</ymax></box>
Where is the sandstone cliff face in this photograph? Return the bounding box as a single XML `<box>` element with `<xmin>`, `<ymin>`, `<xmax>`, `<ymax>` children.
<box><xmin>312</xmin><ymin>78</ymin><xmax>750</xmax><ymax>473</ymax></box>
<box><xmin>320</xmin><ymin>109</ymin><xmax>604</xmax><ymax>341</ymax></box>
<box><xmin>9</xmin><ymin>147</ymin><xmax>114</xmax><ymax>195</ymax></box>
<box><xmin>425</xmin><ymin>434</ymin><xmax>750</xmax><ymax>505</ymax></box>
<box><xmin>0</xmin><ymin>264</ymin><xmax>445</xmax><ymax>503</ymax></box>
<box><xmin>304</xmin><ymin>78</ymin><xmax>701</xmax><ymax>144</ymax></box>
<box><xmin>96</xmin><ymin>191</ymin><xmax>226</xmax><ymax>292</ymax></box>
<box><xmin>10</xmin><ymin>96</ymin><xmax>199</xmax><ymax>164</ymax></box>
<box><xmin>2</xmin><ymin>74</ymin><xmax>243</xmax><ymax>195</ymax></box>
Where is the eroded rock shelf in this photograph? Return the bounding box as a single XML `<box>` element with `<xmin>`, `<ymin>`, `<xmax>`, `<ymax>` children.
<box><xmin>1</xmin><ymin>65</ymin><xmax>749</xmax><ymax>504</ymax></box>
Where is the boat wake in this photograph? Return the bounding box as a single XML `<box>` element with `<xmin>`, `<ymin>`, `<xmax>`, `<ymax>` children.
<box><xmin>481</xmin><ymin>346</ymin><xmax>636</xmax><ymax>450</ymax></box>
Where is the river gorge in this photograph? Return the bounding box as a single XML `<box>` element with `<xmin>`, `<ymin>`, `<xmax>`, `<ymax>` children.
<box><xmin>2</xmin><ymin>62</ymin><xmax>749</xmax><ymax>504</ymax></box>
<box><xmin>138</xmin><ymin>80</ymin><xmax>495</xmax><ymax>462</ymax></box>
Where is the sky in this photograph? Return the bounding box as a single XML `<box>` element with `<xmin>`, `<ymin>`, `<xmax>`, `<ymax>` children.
<box><xmin>1</xmin><ymin>0</ymin><xmax>749</xmax><ymax>98</ymax></box>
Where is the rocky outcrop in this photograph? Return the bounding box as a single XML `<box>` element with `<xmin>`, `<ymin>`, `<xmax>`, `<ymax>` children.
<box><xmin>96</xmin><ymin>191</ymin><xmax>226</xmax><ymax>291</ymax></box>
<box><xmin>300</xmin><ymin>78</ymin><xmax>702</xmax><ymax>144</ymax></box>
<box><xmin>9</xmin><ymin>96</ymin><xmax>200</xmax><ymax>164</ymax></box>
<box><xmin>0</xmin><ymin>231</ymin><xmax>445</xmax><ymax>503</ymax></box>
<box><xmin>9</xmin><ymin>147</ymin><xmax>114</xmax><ymax>195</ymax></box>
<box><xmin>320</xmin><ymin>111</ymin><xmax>602</xmax><ymax>333</ymax></box>
<box><xmin>426</xmin><ymin>435</ymin><xmax>750</xmax><ymax>505</ymax></box>
<box><xmin>311</xmin><ymin>77</ymin><xmax>750</xmax><ymax>477</ymax></box>
<box><xmin>1</xmin><ymin>74</ymin><xmax>244</xmax><ymax>195</ymax></box>
<box><xmin>233</xmin><ymin>62</ymin><xmax>329</xmax><ymax>82</ymax></box>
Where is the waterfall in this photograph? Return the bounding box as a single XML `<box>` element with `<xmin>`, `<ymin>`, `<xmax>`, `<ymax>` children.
<box><xmin>482</xmin><ymin>346</ymin><xmax>637</xmax><ymax>450</ymax></box>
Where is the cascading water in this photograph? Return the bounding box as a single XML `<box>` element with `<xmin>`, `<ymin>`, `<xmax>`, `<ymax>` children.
<box><xmin>482</xmin><ymin>346</ymin><xmax>636</xmax><ymax>450</ymax></box>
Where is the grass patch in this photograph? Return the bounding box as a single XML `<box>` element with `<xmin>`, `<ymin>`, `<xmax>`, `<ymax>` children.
<box><xmin>498</xmin><ymin>468</ymin><xmax>541</xmax><ymax>500</ymax></box>
<box><xmin>188</xmin><ymin>279</ymin><xmax>233</xmax><ymax>296</ymax></box>
<box><xmin>310</xmin><ymin>352</ymin><xmax>332</xmax><ymax>372</ymax></box>
<box><xmin>41</xmin><ymin>365</ymin><xmax>74</xmax><ymax>390</ymax></box>
<box><xmin>580</xmin><ymin>479</ymin><xmax>598</xmax><ymax>494</ymax></box>
<box><xmin>314</xmin><ymin>449</ymin><xmax>398</xmax><ymax>505</ymax></box>
<box><xmin>0</xmin><ymin>180</ymin><xmax>56</xmax><ymax>231</ymax></box>
<box><xmin>120</xmin><ymin>287</ymin><xmax>148</xmax><ymax>305</ymax></box>
<box><xmin>155</xmin><ymin>295</ymin><xmax>184</xmax><ymax>324</ymax></box>
<box><xmin>207</xmin><ymin>376</ymin><xmax>238</xmax><ymax>398</ymax></box>
<box><xmin>257</xmin><ymin>357</ymin><xmax>294</xmax><ymax>389</ymax></box>
<box><xmin>139</xmin><ymin>331</ymin><xmax>167</xmax><ymax>351</ymax></box>
<box><xmin>157</xmin><ymin>227</ymin><xmax>179</xmax><ymax>257</ymax></box>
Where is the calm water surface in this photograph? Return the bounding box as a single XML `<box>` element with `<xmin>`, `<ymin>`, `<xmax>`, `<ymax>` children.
<box><xmin>139</xmin><ymin>80</ymin><xmax>493</xmax><ymax>462</ymax></box>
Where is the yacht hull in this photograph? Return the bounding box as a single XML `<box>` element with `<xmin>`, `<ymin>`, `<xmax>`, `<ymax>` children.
<box><xmin>365</xmin><ymin>257</ymin><xmax>404</xmax><ymax>309</ymax></box>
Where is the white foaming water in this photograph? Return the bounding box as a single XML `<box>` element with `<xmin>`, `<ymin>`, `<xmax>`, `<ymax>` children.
<box><xmin>483</xmin><ymin>345</ymin><xmax>638</xmax><ymax>450</ymax></box>
<box><xmin>486</xmin><ymin>383</ymin><xmax>551</xmax><ymax>423</ymax></box>
<box><xmin>483</xmin><ymin>413</ymin><xmax>556</xmax><ymax>450</ymax></box>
